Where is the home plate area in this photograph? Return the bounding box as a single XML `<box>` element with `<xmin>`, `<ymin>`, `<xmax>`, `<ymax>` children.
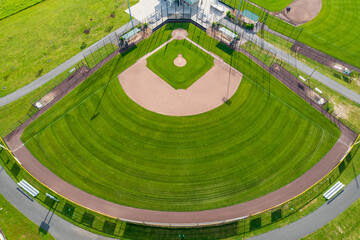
<box><xmin>119</xmin><ymin>34</ymin><xmax>243</xmax><ymax>116</ymax></box>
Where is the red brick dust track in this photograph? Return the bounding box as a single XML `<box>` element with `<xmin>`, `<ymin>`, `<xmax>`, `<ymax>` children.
<box><xmin>3</xmin><ymin>30</ymin><xmax>357</xmax><ymax>226</ymax></box>
<box><xmin>274</xmin><ymin>0</ymin><xmax>322</xmax><ymax>26</ymax></box>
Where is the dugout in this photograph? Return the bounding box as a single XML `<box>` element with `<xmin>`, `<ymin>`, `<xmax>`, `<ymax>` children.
<box><xmin>219</xmin><ymin>27</ymin><xmax>238</xmax><ymax>42</ymax></box>
<box><xmin>241</xmin><ymin>9</ymin><xmax>260</xmax><ymax>25</ymax></box>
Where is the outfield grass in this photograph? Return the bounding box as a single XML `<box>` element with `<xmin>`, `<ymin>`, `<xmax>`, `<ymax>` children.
<box><xmin>21</xmin><ymin>23</ymin><xmax>340</xmax><ymax>212</ymax></box>
<box><xmin>222</xmin><ymin>0</ymin><xmax>292</xmax><ymax>11</ymax></box>
<box><xmin>222</xmin><ymin>0</ymin><xmax>360</xmax><ymax>68</ymax></box>
<box><xmin>300</xmin><ymin>0</ymin><xmax>360</xmax><ymax>68</ymax></box>
<box><xmin>0</xmin><ymin>0</ymin><xmax>137</xmax><ymax>97</ymax></box>
<box><xmin>0</xmin><ymin>193</ymin><xmax>55</xmax><ymax>240</ymax></box>
<box><xmin>0</xmin><ymin>0</ymin><xmax>44</xmax><ymax>20</ymax></box>
<box><xmin>146</xmin><ymin>40</ymin><xmax>214</xmax><ymax>89</ymax></box>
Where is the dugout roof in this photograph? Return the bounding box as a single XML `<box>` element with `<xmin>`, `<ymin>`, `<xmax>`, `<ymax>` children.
<box><xmin>219</xmin><ymin>27</ymin><xmax>237</xmax><ymax>40</ymax></box>
<box><xmin>242</xmin><ymin>9</ymin><xmax>260</xmax><ymax>23</ymax></box>
<box><xmin>122</xmin><ymin>28</ymin><xmax>141</xmax><ymax>41</ymax></box>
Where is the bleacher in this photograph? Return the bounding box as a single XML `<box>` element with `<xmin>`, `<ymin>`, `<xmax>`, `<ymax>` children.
<box><xmin>18</xmin><ymin>179</ymin><xmax>39</xmax><ymax>197</ymax></box>
<box><xmin>323</xmin><ymin>181</ymin><xmax>345</xmax><ymax>200</ymax></box>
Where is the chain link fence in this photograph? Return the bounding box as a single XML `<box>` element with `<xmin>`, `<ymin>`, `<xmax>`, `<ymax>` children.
<box><xmin>1</xmin><ymin>11</ymin><xmax>360</xmax><ymax>239</ymax></box>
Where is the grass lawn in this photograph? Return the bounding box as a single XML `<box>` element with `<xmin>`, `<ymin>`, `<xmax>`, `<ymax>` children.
<box><xmin>221</xmin><ymin>0</ymin><xmax>292</xmax><ymax>11</ymax></box>
<box><xmin>0</xmin><ymin>0</ymin><xmax>138</xmax><ymax>97</ymax></box>
<box><xmin>0</xmin><ymin>193</ymin><xmax>55</xmax><ymax>240</ymax></box>
<box><xmin>301</xmin><ymin>197</ymin><xmax>360</xmax><ymax>240</ymax></box>
<box><xmin>300</xmin><ymin>0</ymin><xmax>360</xmax><ymax>69</ymax></box>
<box><xmin>222</xmin><ymin>0</ymin><xmax>360</xmax><ymax>68</ymax></box>
<box><xmin>257</xmin><ymin>29</ymin><xmax>360</xmax><ymax>94</ymax></box>
<box><xmin>0</xmin><ymin>0</ymin><xmax>43</xmax><ymax>20</ymax></box>
<box><xmin>146</xmin><ymin>40</ymin><xmax>214</xmax><ymax>89</ymax></box>
<box><xmin>21</xmin><ymin>23</ymin><xmax>340</xmax><ymax>212</ymax></box>
<box><xmin>242</xmin><ymin>34</ymin><xmax>360</xmax><ymax>133</ymax></box>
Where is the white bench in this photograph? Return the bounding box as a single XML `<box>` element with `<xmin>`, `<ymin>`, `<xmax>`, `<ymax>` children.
<box><xmin>323</xmin><ymin>181</ymin><xmax>345</xmax><ymax>200</ymax></box>
<box><xmin>334</xmin><ymin>65</ymin><xmax>343</xmax><ymax>71</ymax></box>
<box><xmin>18</xmin><ymin>179</ymin><xmax>39</xmax><ymax>197</ymax></box>
<box><xmin>315</xmin><ymin>87</ymin><xmax>322</xmax><ymax>94</ymax></box>
<box><xmin>299</xmin><ymin>75</ymin><xmax>306</xmax><ymax>82</ymax></box>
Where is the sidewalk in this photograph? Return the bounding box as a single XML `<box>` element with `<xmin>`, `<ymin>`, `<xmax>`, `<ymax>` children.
<box><xmin>249</xmin><ymin>173</ymin><xmax>360</xmax><ymax>240</ymax></box>
<box><xmin>0</xmin><ymin>166</ymin><xmax>112</xmax><ymax>240</ymax></box>
<box><xmin>0</xmin><ymin>20</ymin><xmax>139</xmax><ymax>108</ymax></box>
<box><xmin>220</xmin><ymin>19</ymin><xmax>360</xmax><ymax>105</ymax></box>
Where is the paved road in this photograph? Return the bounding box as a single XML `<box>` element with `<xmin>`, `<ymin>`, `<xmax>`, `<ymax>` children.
<box><xmin>249</xmin><ymin>173</ymin><xmax>360</xmax><ymax>240</ymax></box>
<box><xmin>0</xmin><ymin>20</ymin><xmax>139</xmax><ymax>108</ymax></box>
<box><xmin>220</xmin><ymin>19</ymin><xmax>360</xmax><ymax>105</ymax></box>
<box><xmin>0</xmin><ymin>165</ymin><xmax>113</xmax><ymax>240</ymax></box>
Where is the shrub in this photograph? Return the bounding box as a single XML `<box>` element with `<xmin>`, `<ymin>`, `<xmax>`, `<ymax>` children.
<box><xmin>105</xmin><ymin>25</ymin><xmax>114</xmax><ymax>33</ymax></box>
<box><xmin>80</xmin><ymin>42</ymin><xmax>87</xmax><ymax>50</ymax></box>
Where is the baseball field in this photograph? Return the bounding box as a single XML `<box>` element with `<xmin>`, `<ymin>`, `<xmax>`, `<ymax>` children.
<box><xmin>20</xmin><ymin>23</ymin><xmax>340</xmax><ymax>211</ymax></box>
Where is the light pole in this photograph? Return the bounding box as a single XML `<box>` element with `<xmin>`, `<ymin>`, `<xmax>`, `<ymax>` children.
<box><xmin>307</xmin><ymin>66</ymin><xmax>318</xmax><ymax>82</ymax></box>
<box><xmin>235</xmin><ymin>0</ymin><xmax>243</xmax><ymax>22</ymax></box>
<box><xmin>127</xmin><ymin>0</ymin><xmax>134</xmax><ymax>28</ymax></box>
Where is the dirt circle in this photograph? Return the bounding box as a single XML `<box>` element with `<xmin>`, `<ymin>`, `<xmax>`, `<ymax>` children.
<box><xmin>174</xmin><ymin>54</ymin><xmax>187</xmax><ymax>67</ymax></box>
<box><xmin>280</xmin><ymin>0</ymin><xmax>322</xmax><ymax>25</ymax></box>
<box><xmin>171</xmin><ymin>29</ymin><xmax>188</xmax><ymax>40</ymax></box>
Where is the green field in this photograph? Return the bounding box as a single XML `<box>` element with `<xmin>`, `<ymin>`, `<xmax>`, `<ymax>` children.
<box><xmin>21</xmin><ymin>23</ymin><xmax>340</xmax><ymax>211</ymax></box>
<box><xmin>222</xmin><ymin>0</ymin><xmax>292</xmax><ymax>11</ymax></box>
<box><xmin>221</xmin><ymin>0</ymin><xmax>360</xmax><ymax>68</ymax></box>
<box><xmin>300</xmin><ymin>0</ymin><xmax>360</xmax><ymax>68</ymax></box>
<box><xmin>0</xmin><ymin>193</ymin><xmax>54</xmax><ymax>239</ymax></box>
<box><xmin>0</xmin><ymin>0</ymin><xmax>137</xmax><ymax>97</ymax></box>
<box><xmin>0</xmin><ymin>0</ymin><xmax>44</xmax><ymax>20</ymax></box>
<box><xmin>147</xmin><ymin>40</ymin><xmax>214</xmax><ymax>89</ymax></box>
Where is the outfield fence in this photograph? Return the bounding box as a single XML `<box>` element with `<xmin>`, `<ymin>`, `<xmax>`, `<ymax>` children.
<box><xmin>1</xmin><ymin>16</ymin><xmax>360</xmax><ymax>239</ymax></box>
<box><xmin>1</xmin><ymin>130</ymin><xmax>359</xmax><ymax>238</ymax></box>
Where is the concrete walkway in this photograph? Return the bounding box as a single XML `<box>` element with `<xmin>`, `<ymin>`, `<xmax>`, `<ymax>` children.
<box><xmin>220</xmin><ymin>19</ymin><xmax>360</xmax><ymax>105</ymax></box>
<box><xmin>0</xmin><ymin>165</ymin><xmax>112</xmax><ymax>240</ymax></box>
<box><xmin>0</xmin><ymin>20</ymin><xmax>139</xmax><ymax>108</ymax></box>
<box><xmin>249</xmin><ymin>172</ymin><xmax>360</xmax><ymax>240</ymax></box>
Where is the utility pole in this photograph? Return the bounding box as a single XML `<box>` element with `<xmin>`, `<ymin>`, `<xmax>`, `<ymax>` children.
<box><xmin>127</xmin><ymin>0</ymin><xmax>134</xmax><ymax>28</ymax></box>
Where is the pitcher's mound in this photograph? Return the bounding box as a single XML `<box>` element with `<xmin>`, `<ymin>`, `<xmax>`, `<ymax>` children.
<box><xmin>174</xmin><ymin>54</ymin><xmax>187</xmax><ymax>67</ymax></box>
<box><xmin>172</xmin><ymin>29</ymin><xmax>188</xmax><ymax>40</ymax></box>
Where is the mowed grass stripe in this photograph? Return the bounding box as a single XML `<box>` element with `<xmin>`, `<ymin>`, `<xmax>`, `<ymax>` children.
<box><xmin>300</xmin><ymin>0</ymin><xmax>360</xmax><ymax>67</ymax></box>
<box><xmin>24</xmin><ymin>77</ymin><xmax>336</xmax><ymax>209</ymax></box>
<box><xmin>22</xmin><ymin>24</ymin><xmax>340</xmax><ymax>211</ymax></box>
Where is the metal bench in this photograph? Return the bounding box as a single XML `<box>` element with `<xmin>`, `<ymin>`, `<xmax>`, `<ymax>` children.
<box><xmin>323</xmin><ymin>181</ymin><xmax>345</xmax><ymax>200</ymax></box>
<box><xmin>299</xmin><ymin>75</ymin><xmax>306</xmax><ymax>82</ymax></box>
<box><xmin>18</xmin><ymin>179</ymin><xmax>39</xmax><ymax>197</ymax></box>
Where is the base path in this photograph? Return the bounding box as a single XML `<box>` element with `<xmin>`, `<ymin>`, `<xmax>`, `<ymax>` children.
<box><xmin>119</xmin><ymin>58</ymin><xmax>242</xmax><ymax>116</ymax></box>
<box><xmin>275</xmin><ymin>0</ymin><xmax>322</xmax><ymax>25</ymax></box>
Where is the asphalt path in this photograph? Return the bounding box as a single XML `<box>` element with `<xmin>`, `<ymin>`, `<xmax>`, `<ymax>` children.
<box><xmin>0</xmin><ymin>165</ymin><xmax>113</xmax><ymax>240</ymax></box>
<box><xmin>249</xmin><ymin>173</ymin><xmax>360</xmax><ymax>240</ymax></box>
<box><xmin>1</xmin><ymin>162</ymin><xmax>360</xmax><ymax>240</ymax></box>
<box><xmin>220</xmin><ymin>19</ymin><xmax>360</xmax><ymax>105</ymax></box>
<box><xmin>0</xmin><ymin>20</ymin><xmax>139</xmax><ymax>108</ymax></box>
